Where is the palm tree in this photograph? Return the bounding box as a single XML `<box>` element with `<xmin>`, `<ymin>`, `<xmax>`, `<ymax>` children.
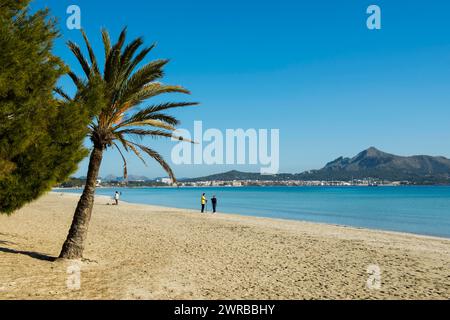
<box><xmin>57</xmin><ymin>28</ymin><xmax>197</xmax><ymax>259</ymax></box>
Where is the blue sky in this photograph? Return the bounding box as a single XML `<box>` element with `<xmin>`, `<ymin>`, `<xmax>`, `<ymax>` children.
<box><xmin>32</xmin><ymin>0</ymin><xmax>450</xmax><ymax>178</ymax></box>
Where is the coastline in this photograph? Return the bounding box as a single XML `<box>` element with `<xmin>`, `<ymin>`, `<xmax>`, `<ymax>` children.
<box><xmin>53</xmin><ymin>190</ymin><xmax>450</xmax><ymax>241</ymax></box>
<box><xmin>1</xmin><ymin>193</ymin><xmax>449</xmax><ymax>299</ymax></box>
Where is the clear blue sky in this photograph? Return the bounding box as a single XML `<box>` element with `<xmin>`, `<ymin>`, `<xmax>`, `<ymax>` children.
<box><xmin>32</xmin><ymin>0</ymin><xmax>450</xmax><ymax>178</ymax></box>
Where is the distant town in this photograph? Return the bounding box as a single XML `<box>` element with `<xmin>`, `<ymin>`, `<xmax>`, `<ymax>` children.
<box><xmin>176</xmin><ymin>178</ymin><xmax>407</xmax><ymax>187</ymax></box>
<box><xmin>57</xmin><ymin>175</ymin><xmax>410</xmax><ymax>189</ymax></box>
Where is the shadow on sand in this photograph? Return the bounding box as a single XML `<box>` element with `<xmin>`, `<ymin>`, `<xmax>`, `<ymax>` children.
<box><xmin>0</xmin><ymin>246</ymin><xmax>56</xmax><ymax>262</ymax></box>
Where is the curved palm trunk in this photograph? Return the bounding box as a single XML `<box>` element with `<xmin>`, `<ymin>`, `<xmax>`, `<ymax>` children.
<box><xmin>59</xmin><ymin>146</ymin><xmax>104</xmax><ymax>259</ymax></box>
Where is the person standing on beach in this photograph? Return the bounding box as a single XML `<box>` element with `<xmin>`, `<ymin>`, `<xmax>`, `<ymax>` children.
<box><xmin>201</xmin><ymin>193</ymin><xmax>207</xmax><ymax>213</ymax></box>
<box><xmin>114</xmin><ymin>191</ymin><xmax>120</xmax><ymax>205</ymax></box>
<box><xmin>211</xmin><ymin>195</ymin><xmax>217</xmax><ymax>213</ymax></box>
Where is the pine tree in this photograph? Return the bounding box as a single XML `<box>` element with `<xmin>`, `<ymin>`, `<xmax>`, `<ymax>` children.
<box><xmin>0</xmin><ymin>0</ymin><xmax>92</xmax><ymax>213</ymax></box>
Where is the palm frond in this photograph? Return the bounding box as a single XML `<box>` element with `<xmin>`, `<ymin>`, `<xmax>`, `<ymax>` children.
<box><xmin>106</xmin><ymin>27</ymin><xmax>128</xmax><ymax>84</ymax></box>
<box><xmin>130</xmin><ymin>142</ymin><xmax>175</xmax><ymax>182</ymax></box>
<box><xmin>117</xmin><ymin>128</ymin><xmax>174</xmax><ymax>139</ymax></box>
<box><xmin>121</xmin><ymin>37</ymin><xmax>144</xmax><ymax>68</ymax></box>
<box><xmin>54</xmin><ymin>87</ymin><xmax>72</xmax><ymax>101</ymax></box>
<box><xmin>81</xmin><ymin>30</ymin><xmax>100</xmax><ymax>74</ymax></box>
<box><xmin>103</xmin><ymin>27</ymin><xmax>128</xmax><ymax>84</ymax></box>
<box><xmin>118</xmin><ymin>128</ymin><xmax>196</xmax><ymax>144</ymax></box>
<box><xmin>117</xmin><ymin>102</ymin><xmax>196</xmax><ymax>127</ymax></box>
<box><xmin>67</xmin><ymin>71</ymin><xmax>84</xmax><ymax>89</ymax></box>
<box><xmin>113</xmin><ymin>27</ymin><xmax>127</xmax><ymax>52</ymax></box>
<box><xmin>113</xmin><ymin>142</ymin><xmax>128</xmax><ymax>179</ymax></box>
<box><xmin>67</xmin><ymin>40</ymin><xmax>92</xmax><ymax>79</ymax></box>
<box><xmin>114</xmin><ymin>132</ymin><xmax>129</xmax><ymax>151</ymax></box>
<box><xmin>122</xmin><ymin>84</ymin><xmax>191</xmax><ymax>107</ymax></box>
<box><xmin>104</xmin><ymin>48</ymin><xmax>121</xmax><ymax>85</ymax></box>
<box><xmin>122</xmin><ymin>44</ymin><xmax>156</xmax><ymax>80</ymax></box>
<box><xmin>131</xmin><ymin>102</ymin><xmax>198</xmax><ymax>120</ymax></box>
<box><xmin>118</xmin><ymin>119</ymin><xmax>176</xmax><ymax>131</ymax></box>
<box><xmin>124</xmin><ymin>140</ymin><xmax>147</xmax><ymax>166</ymax></box>
<box><xmin>145</xmin><ymin>113</ymin><xmax>180</xmax><ymax>126</ymax></box>
<box><xmin>118</xmin><ymin>60</ymin><xmax>169</xmax><ymax>102</ymax></box>
<box><xmin>101</xmin><ymin>28</ymin><xmax>111</xmax><ymax>62</ymax></box>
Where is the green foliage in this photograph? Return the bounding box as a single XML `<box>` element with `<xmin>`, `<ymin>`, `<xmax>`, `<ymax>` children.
<box><xmin>56</xmin><ymin>177</ymin><xmax>86</xmax><ymax>188</ymax></box>
<box><xmin>0</xmin><ymin>0</ymin><xmax>91</xmax><ymax>214</ymax></box>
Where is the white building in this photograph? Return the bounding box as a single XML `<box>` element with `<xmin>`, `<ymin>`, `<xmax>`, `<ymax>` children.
<box><xmin>160</xmin><ymin>177</ymin><xmax>173</xmax><ymax>184</ymax></box>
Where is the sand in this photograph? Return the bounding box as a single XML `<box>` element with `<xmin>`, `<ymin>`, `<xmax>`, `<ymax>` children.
<box><xmin>0</xmin><ymin>192</ymin><xmax>449</xmax><ymax>300</ymax></box>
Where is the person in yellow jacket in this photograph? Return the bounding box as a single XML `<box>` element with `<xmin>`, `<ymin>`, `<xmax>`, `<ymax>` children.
<box><xmin>201</xmin><ymin>193</ymin><xmax>207</xmax><ymax>213</ymax></box>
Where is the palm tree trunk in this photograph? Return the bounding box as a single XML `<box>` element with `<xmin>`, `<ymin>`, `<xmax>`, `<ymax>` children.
<box><xmin>59</xmin><ymin>146</ymin><xmax>104</xmax><ymax>259</ymax></box>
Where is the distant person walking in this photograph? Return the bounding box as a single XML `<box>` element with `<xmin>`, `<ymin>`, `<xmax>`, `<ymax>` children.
<box><xmin>114</xmin><ymin>191</ymin><xmax>120</xmax><ymax>205</ymax></box>
<box><xmin>201</xmin><ymin>193</ymin><xmax>207</xmax><ymax>213</ymax></box>
<box><xmin>211</xmin><ymin>195</ymin><xmax>217</xmax><ymax>213</ymax></box>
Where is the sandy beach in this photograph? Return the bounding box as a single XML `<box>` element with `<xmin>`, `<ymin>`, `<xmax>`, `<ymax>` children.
<box><xmin>0</xmin><ymin>192</ymin><xmax>449</xmax><ymax>300</ymax></box>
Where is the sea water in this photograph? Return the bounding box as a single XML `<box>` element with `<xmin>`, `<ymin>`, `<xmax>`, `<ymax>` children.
<box><xmin>61</xmin><ymin>186</ymin><xmax>450</xmax><ymax>238</ymax></box>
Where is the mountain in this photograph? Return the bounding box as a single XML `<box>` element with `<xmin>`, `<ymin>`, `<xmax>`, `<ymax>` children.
<box><xmin>300</xmin><ymin>147</ymin><xmax>450</xmax><ymax>183</ymax></box>
<box><xmin>102</xmin><ymin>174</ymin><xmax>120</xmax><ymax>182</ymax></box>
<box><xmin>184</xmin><ymin>170</ymin><xmax>296</xmax><ymax>182</ymax></box>
<box><xmin>187</xmin><ymin>148</ymin><xmax>450</xmax><ymax>184</ymax></box>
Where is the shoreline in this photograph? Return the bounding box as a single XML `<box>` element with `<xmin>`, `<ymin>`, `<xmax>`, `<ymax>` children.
<box><xmin>1</xmin><ymin>193</ymin><xmax>449</xmax><ymax>299</ymax></box>
<box><xmin>52</xmin><ymin>184</ymin><xmax>450</xmax><ymax>190</ymax></box>
<box><xmin>51</xmin><ymin>191</ymin><xmax>450</xmax><ymax>242</ymax></box>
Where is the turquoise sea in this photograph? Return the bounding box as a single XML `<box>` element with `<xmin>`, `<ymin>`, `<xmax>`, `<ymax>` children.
<box><xmin>61</xmin><ymin>186</ymin><xmax>450</xmax><ymax>238</ymax></box>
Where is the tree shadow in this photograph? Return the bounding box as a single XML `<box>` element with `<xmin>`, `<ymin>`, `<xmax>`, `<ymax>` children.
<box><xmin>0</xmin><ymin>239</ymin><xmax>15</xmax><ymax>245</ymax></box>
<box><xmin>0</xmin><ymin>246</ymin><xmax>56</xmax><ymax>262</ymax></box>
<box><xmin>0</xmin><ymin>232</ymin><xmax>17</xmax><ymax>245</ymax></box>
